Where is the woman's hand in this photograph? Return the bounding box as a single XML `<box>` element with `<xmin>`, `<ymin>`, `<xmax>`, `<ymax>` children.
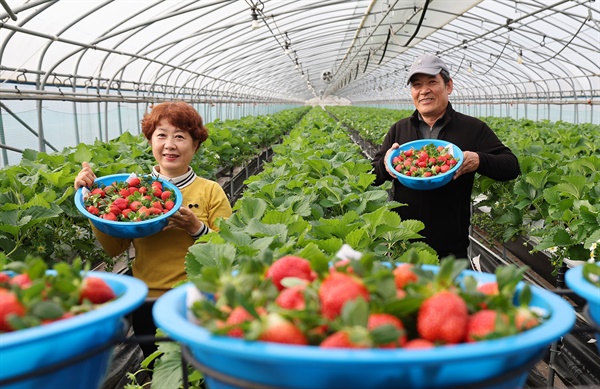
<box><xmin>384</xmin><ymin>143</ymin><xmax>400</xmax><ymax>177</ymax></box>
<box><xmin>74</xmin><ymin>162</ymin><xmax>96</xmax><ymax>189</ymax></box>
<box><xmin>165</xmin><ymin>206</ymin><xmax>203</xmax><ymax>235</ymax></box>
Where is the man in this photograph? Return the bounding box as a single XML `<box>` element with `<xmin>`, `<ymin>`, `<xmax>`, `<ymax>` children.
<box><xmin>371</xmin><ymin>54</ymin><xmax>520</xmax><ymax>261</ymax></box>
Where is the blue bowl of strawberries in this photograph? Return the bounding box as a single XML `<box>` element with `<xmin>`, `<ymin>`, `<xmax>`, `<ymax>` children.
<box><xmin>74</xmin><ymin>173</ymin><xmax>183</xmax><ymax>239</ymax></box>
<box><xmin>386</xmin><ymin>139</ymin><xmax>463</xmax><ymax>190</ymax></box>
<box><xmin>153</xmin><ymin>254</ymin><xmax>575</xmax><ymax>389</ymax></box>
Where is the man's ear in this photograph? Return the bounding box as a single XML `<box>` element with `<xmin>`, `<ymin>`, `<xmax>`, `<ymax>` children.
<box><xmin>446</xmin><ymin>78</ymin><xmax>454</xmax><ymax>95</ymax></box>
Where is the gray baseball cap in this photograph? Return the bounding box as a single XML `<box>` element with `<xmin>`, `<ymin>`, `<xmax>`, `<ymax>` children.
<box><xmin>406</xmin><ymin>54</ymin><xmax>450</xmax><ymax>85</ymax></box>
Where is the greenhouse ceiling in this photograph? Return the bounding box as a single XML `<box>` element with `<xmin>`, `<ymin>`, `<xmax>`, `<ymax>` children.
<box><xmin>0</xmin><ymin>0</ymin><xmax>599</xmax><ymax>104</ymax></box>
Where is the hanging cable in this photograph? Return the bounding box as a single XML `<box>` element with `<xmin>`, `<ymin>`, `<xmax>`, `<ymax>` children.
<box><xmin>378</xmin><ymin>27</ymin><xmax>391</xmax><ymax>65</ymax></box>
<box><xmin>538</xmin><ymin>11</ymin><xmax>590</xmax><ymax>63</ymax></box>
<box><xmin>401</xmin><ymin>0</ymin><xmax>430</xmax><ymax>47</ymax></box>
<box><xmin>363</xmin><ymin>50</ymin><xmax>370</xmax><ymax>73</ymax></box>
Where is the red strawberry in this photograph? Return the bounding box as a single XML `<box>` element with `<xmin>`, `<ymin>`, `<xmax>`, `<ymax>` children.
<box><xmin>393</xmin><ymin>264</ymin><xmax>418</xmax><ymax>289</ymax></box>
<box><xmin>129</xmin><ymin>187</ymin><xmax>139</xmax><ymax>195</ymax></box>
<box><xmin>153</xmin><ymin>188</ymin><xmax>163</xmax><ymax>198</ymax></box>
<box><xmin>515</xmin><ymin>307</ymin><xmax>539</xmax><ymax>331</ymax></box>
<box><xmin>319</xmin><ymin>272</ymin><xmax>370</xmax><ymax>320</ymax></box>
<box><xmin>139</xmin><ymin>186</ymin><xmax>148</xmax><ymax>195</ymax></box>
<box><xmin>113</xmin><ymin>197</ymin><xmax>129</xmax><ymax>210</ymax></box>
<box><xmin>0</xmin><ymin>273</ymin><xmax>10</xmax><ymax>284</ymax></box>
<box><xmin>320</xmin><ymin>329</ymin><xmax>370</xmax><ymax>349</ymax></box>
<box><xmin>121</xmin><ymin>208</ymin><xmax>133</xmax><ymax>219</ymax></box>
<box><xmin>417</xmin><ymin>291</ymin><xmax>468</xmax><ymax>344</ymax></box>
<box><xmin>119</xmin><ymin>188</ymin><xmax>130</xmax><ymax>198</ymax></box>
<box><xmin>90</xmin><ymin>188</ymin><xmax>105</xmax><ymax>198</ymax></box>
<box><xmin>108</xmin><ymin>204</ymin><xmax>121</xmax><ymax>216</ymax></box>
<box><xmin>79</xmin><ymin>277</ymin><xmax>116</xmax><ymax>304</ymax></box>
<box><xmin>265</xmin><ymin>255</ymin><xmax>315</xmax><ymax>291</ymax></box>
<box><xmin>101</xmin><ymin>213</ymin><xmax>117</xmax><ymax>221</ymax></box>
<box><xmin>466</xmin><ymin>309</ymin><xmax>499</xmax><ymax>342</ymax></box>
<box><xmin>258</xmin><ymin>313</ymin><xmax>307</xmax><ymax>345</ymax></box>
<box><xmin>404</xmin><ymin>338</ymin><xmax>435</xmax><ymax>349</ymax></box>
<box><xmin>10</xmin><ymin>273</ymin><xmax>32</xmax><ymax>289</ymax></box>
<box><xmin>128</xmin><ymin>177</ymin><xmax>141</xmax><ymax>187</ymax></box>
<box><xmin>367</xmin><ymin>313</ymin><xmax>407</xmax><ymax>348</ymax></box>
<box><xmin>164</xmin><ymin>200</ymin><xmax>175</xmax><ymax>211</ymax></box>
<box><xmin>151</xmin><ymin>201</ymin><xmax>163</xmax><ymax>211</ymax></box>
<box><xmin>161</xmin><ymin>190</ymin><xmax>172</xmax><ymax>201</ymax></box>
<box><xmin>129</xmin><ymin>201</ymin><xmax>142</xmax><ymax>212</ymax></box>
<box><xmin>275</xmin><ymin>285</ymin><xmax>306</xmax><ymax>310</ymax></box>
<box><xmin>87</xmin><ymin>205</ymin><xmax>100</xmax><ymax>215</ymax></box>
<box><xmin>225</xmin><ymin>306</ymin><xmax>259</xmax><ymax>338</ymax></box>
<box><xmin>151</xmin><ymin>181</ymin><xmax>162</xmax><ymax>189</ymax></box>
<box><xmin>0</xmin><ymin>292</ymin><xmax>26</xmax><ymax>331</ymax></box>
<box><xmin>477</xmin><ymin>282</ymin><xmax>499</xmax><ymax>295</ymax></box>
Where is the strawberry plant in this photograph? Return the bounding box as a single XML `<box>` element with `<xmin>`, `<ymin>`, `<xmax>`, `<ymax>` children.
<box><xmin>0</xmin><ymin>254</ymin><xmax>116</xmax><ymax>333</ymax></box>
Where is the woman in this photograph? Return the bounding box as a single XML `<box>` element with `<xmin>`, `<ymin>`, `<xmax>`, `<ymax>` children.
<box><xmin>74</xmin><ymin>101</ymin><xmax>232</xmax><ymax>359</ymax></box>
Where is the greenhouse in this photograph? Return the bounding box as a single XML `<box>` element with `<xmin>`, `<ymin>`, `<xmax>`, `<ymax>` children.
<box><xmin>0</xmin><ymin>0</ymin><xmax>599</xmax><ymax>389</ymax></box>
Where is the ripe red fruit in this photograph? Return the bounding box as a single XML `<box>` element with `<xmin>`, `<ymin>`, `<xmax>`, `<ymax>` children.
<box><xmin>87</xmin><ymin>205</ymin><xmax>100</xmax><ymax>215</ymax></box>
<box><xmin>466</xmin><ymin>309</ymin><xmax>499</xmax><ymax>342</ymax></box>
<box><xmin>90</xmin><ymin>188</ymin><xmax>105</xmax><ymax>198</ymax></box>
<box><xmin>367</xmin><ymin>313</ymin><xmax>407</xmax><ymax>348</ymax></box>
<box><xmin>164</xmin><ymin>200</ymin><xmax>175</xmax><ymax>211</ymax></box>
<box><xmin>319</xmin><ymin>272</ymin><xmax>370</xmax><ymax>320</ymax></box>
<box><xmin>477</xmin><ymin>282</ymin><xmax>499</xmax><ymax>295</ymax></box>
<box><xmin>225</xmin><ymin>306</ymin><xmax>255</xmax><ymax>337</ymax></box>
<box><xmin>417</xmin><ymin>291</ymin><xmax>468</xmax><ymax>344</ymax></box>
<box><xmin>113</xmin><ymin>197</ymin><xmax>129</xmax><ymax>210</ymax></box>
<box><xmin>79</xmin><ymin>277</ymin><xmax>116</xmax><ymax>304</ymax></box>
<box><xmin>265</xmin><ymin>255</ymin><xmax>315</xmax><ymax>291</ymax></box>
<box><xmin>275</xmin><ymin>285</ymin><xmax>306</xmax><ymax>310</ymax></box>
<box><xmin>10</xmin><ymin>273</ymin><xmax>32</xmax><ymax>289</ymax></box>
<box><xmin>320</xmin><ymin>330</ymin><xmax>370</xmax><ymax>349</ymax></box>
<box><xmin>515</xmin><ymin>307</ymin><xmax>540</xmax><ymax>331</ymax></box>
<box><xmin>161</xmin><ymin>190</ymin><xmax>172</xmax><ymax>201</ymax></box>
<box><xmin>128</xmin><ymin>177</ymin><xmax>141</xmax><ymax>187</ymax></box>
<box><xmin>404</xmin><ymin>338</ymin><xmax>435</xmax><ymax>349</ymax></box>
<box><xmin>258</xmin><ymin>313</ymin><xmax>307</xmax><ymax>345</ymax></box>
<box><xmin>393</xmin><ymin>264</ymin><xmax>418</xmax><ymax>289</ymax></box>
<box><xmin>0</xmin><ymin>292</ymin><xmax>26</xmax><ymax>332</ymax></box>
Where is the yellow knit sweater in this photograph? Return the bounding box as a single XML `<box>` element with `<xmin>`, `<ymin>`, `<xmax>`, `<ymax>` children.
<box><xmin>91</xmin><ymin>177</ymin><xmax>232</xmax><ymax>297</ymax></box>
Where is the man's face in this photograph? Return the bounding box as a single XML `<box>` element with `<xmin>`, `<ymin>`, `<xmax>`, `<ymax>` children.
<box><xmin>410</xmin><ymin>73</ymin><xmax>453</xmax><ymax>119</ymax></box>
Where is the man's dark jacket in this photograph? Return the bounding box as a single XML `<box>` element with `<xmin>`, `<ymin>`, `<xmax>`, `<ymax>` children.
<box><xmin>372</xmin><ymin>103</ymin><xmax>520</xmax><ymax>259</ymax></box>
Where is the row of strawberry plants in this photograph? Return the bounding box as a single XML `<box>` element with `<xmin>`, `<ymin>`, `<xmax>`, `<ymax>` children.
<box><xmin>327</xmin><ymin>106</ymin><xmax>600</xmax><ymax>274</ymax></box>
<box><xmin>139</xmin><ymin>106</ymin><xmax>440</xmax><ymax>388</ymax></box>
<box><xmin>0</xmin><ymin>107</ymin><xmax>310</xmax><ymax>266</ymax></box>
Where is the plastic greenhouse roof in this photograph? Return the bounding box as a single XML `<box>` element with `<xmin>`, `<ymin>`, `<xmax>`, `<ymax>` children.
<box><xmin>0</xmin><ymin>0</ymin><xmax>598</xmax><ymax>104</ymax></box>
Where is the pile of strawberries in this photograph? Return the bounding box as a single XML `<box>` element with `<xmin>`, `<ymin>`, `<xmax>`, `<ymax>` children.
<box><xmin>188</xmin><ymin>251</ymin><xmax>543</xmax><ymax>349</ymax></box>
<box><xmin>0</xmin><ymin>256</ymin><xmax>116</xmax><ymax>333</ymax></box>
<box><xmin>83</xmin><ymin>176</ymin><xmax>176</xmax><ymax>222</ymax></box>
<box><xmin>391</xmin><ymin>143</ymin><xmax>459</xmax><ymax>178</ymax></box>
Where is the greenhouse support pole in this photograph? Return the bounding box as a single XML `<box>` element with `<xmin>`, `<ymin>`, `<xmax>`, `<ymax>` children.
<box><xmin>72</xmin><ymin>100</ymin><xmax>80</xmax><ymax>144</ymax></box>
<box><xmin>36</xmin><ymin>100</ymin><xmax>46</xmax><ymax>152</ymax></box>
<box><xmin>0</xmin><ymin>108</ymin><xmax>9</xmax><ymax>166</ymax></box>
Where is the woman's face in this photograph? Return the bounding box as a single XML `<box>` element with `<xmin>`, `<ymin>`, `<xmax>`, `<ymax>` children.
<box><xmin>150</xmin><ymin>119</ymin><xmax>198</xmax><ymax>177</ymax></box>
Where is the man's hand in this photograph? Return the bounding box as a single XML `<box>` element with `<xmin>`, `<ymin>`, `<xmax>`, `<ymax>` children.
<box><xmin>454</xmin><ymin>151</ymin><xmax>479</xmax><ymax>179</ymax></box>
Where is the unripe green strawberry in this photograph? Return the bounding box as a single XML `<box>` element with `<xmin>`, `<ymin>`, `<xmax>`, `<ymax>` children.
<box><xmin>417</xmin><ymin>290</ymin><xmax>468</xmax><ymax>344</ymax></box>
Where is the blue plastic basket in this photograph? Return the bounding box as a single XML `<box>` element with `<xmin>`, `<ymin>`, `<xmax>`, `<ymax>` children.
<box><xmin>565</xmin><ymin>263</ymin><xmax>600</xmax><ymax>352</ymax></box>
<box><xmin>385</xmin><ymin>139</ymin><xmax>463</xmax><ymax>190</ymax></box>
<box><xmin>0</xmin><ymin>271</ymin><xmax>148</xmax><ymax>389</ymax></box>
<box><xmin>74</xmin><ymin>173</ymin><xmax>183</xmax><ymax>239</ymax></box>
<box><xmin>153</xmin><ymin>266</ymin><xmax>575</xmax><ymax>389</ymax></box>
